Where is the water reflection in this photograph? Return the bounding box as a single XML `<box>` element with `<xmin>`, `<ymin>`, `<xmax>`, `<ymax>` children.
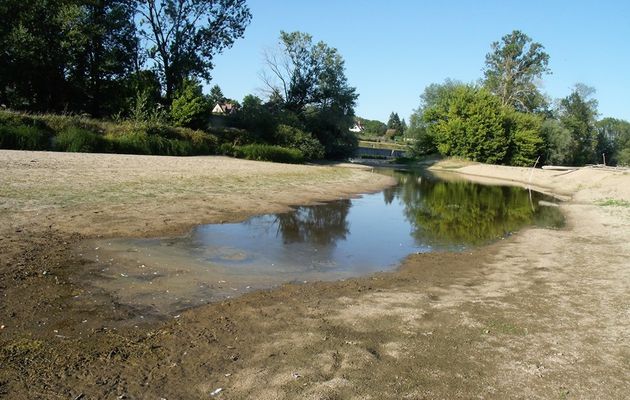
<box><xmin>273</xmin><ymin>199</ymin><xmax>351</xmax><ymax>245</ymax></box>
<box><xmin>382</xmin><ymin>171</ymin><xmax>564</xmax><ymax>245</ymax></box>
<box><xmin>85</xmin><ymin>169</ymin><xmax>564</xmax><ymax>315</ymax></box>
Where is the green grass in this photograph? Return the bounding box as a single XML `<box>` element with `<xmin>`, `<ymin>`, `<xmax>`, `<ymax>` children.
<box><xmin>597</xmin><ymin>198</ymin><xmax>630</xmax><ymax>207</ymax></box>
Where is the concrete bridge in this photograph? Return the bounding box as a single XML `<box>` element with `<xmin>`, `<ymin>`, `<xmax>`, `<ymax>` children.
<box><xmin>355</xmin><ymin>146</ymin><xmax>407</xmax><ymax>159</ymax></box>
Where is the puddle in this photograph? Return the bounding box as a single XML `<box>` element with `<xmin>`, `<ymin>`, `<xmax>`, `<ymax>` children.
<box><xmin>78</xmin><ymin>169</ymin><xmax>564</xmax><ymax>316</ymax></box>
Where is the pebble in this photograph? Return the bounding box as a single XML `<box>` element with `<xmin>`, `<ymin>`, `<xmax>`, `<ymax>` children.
<box><xmin>210</xmin><ymin>388</ymin><xmax>223</xmax><ymax>396</ymax></box>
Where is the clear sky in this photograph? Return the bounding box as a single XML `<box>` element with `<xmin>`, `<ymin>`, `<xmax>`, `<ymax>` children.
<box><xmin>209</xmin><ymin>0</ymin><xmax>630</xmax><ymax>123</ymax></box>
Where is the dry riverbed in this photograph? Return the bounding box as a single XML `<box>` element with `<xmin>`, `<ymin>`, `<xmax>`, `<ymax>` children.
<box><xmin>1</xmin><ymin>151</ymin><xmax>629</xmax><ymax>399</ymax></box>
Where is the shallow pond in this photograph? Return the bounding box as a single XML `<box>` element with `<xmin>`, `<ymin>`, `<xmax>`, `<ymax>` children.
<box><xmin>81</xmin><ymin>169</ymin><xmax>564</xmax><ymax>316</ymax></box>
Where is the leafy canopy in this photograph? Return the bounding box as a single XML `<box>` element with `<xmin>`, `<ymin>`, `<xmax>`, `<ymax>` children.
<box><xmin>137</xmin><ymin>0</ymin><xmax>252</xmax><ymax>100</ymax></box>
<box><xmin>261</xmin><ymin>30</ymin><xmax>358</xmax><ymax>158</ymax></box>
<box><xmin>483</xmin><ymin>30</ymin><xmax>550</xmax><ymax>112</ymax></box>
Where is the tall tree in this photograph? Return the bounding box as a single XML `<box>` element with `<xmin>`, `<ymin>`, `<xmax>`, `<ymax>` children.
<box><xmin>137</xmin><ymin>0</ymin><xmax>252</xmax><ymax>101</ymax></box>
<box><xmin>558</xmin><ymin>84</ymin><xmax>599</xmax><ymax>165</ymax></box>
<box><xmin>423</xmin><ymin>84</ymin><xmax>509</xmax><ymax>164</ymax></box>
<box><xmin>407</xmin><ymin>79</ymin><xmax>462</xmax><ymax>155</ymax></box>
<box><xmin>261</xmin><ymin>31</ymin><xmax>358</xmax><ymax>158</ymax></box>
<box><xmin>207</xmin><ymin>84</ymin><xmax>225</xmax><ymax>106</ymax></box>
<box><xmin>483</xmin><ymin>30</ymin><xmax>550</xmax><ymax>112</ymax></box>
<box><xmin>63</xmin><ymin>0</ymin><xmax>138</xmax><ymax>116</ymax></box>
<box><xmin>0</xmin><ymin>0</ymin><xmax>68</xmax><ymax>110</ymax></box>
<box><xmin>597</xmin><ymin>117</ymin><xmax>630</xmax><ymax>166</ymax></box>
<box><xmin>387</xmin><ymin>112</ymin><xmax>402</xmax><ymax>134</ymax></box>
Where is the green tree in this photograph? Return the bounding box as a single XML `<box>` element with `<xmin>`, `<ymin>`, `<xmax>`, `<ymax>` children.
<box><xmin>137</xmin><ymin>0</ymin><xmax>252</xmax><ymax>101</ymax></box>
<box><xmin>231</xmin><ymin>94</ymin><xmax>276</xmax><ymax>140</ymax></box>
<box><xmin>503</xmin><ymin>110</ymin><xmax>543</xmax><ymax>166</ymax></box>
<box><xmin>62</xmin><ymin>0</ymin><xmax>139</xmax><ymax>116</ymax></box>
<box><xmin>170</xmin><ymin>78</ymin><xmax>209</xmax><ymax>128</ymax></box>
<box><xmin>541</xmin><ymin>118</ymin><xmax>573</xmax><ymax>165</ymax></box>
<box><xmin>207</xmin><ymin>84</ymin><xmax>225</xmax><ymax>107</ymax></box>
<box><xmin>558</xmin><ymin>84</ymin><xmax>599</xmax><ymax>165</ymax></box>
<box><xmin>387</xmin><ymin>112</ymin><xmax>402</xmax><ymax>135</ymax></box>
<box><xmin>483</xmin><ymin>30</ymin><xmax>550</xmax><ymax>112</ymax></box>
<box><xmin>0</xmin><ymin>0</ymin><xmax>140</xmax><ymax>115</ymax></box>
<box><xmin>0</xmin><ymin>0</ymin><xmax>69</xmax><ymax>110</ymax></box>
<box><xmin>407</xmin><ymin>79</ymin><xmax>462</xmax><ymax>155</ymax></box>
<box><xmin>423</xmin><ymin>84</ymin><xmax>508</xmax><ymax>164</ymax></box>
<box><xmin>261</xmin><ymin>31</ymin><xmax>358</xmax><ymax>158</ymax></box>
<box><xmin>597</xmin><ymin>117</ymin><xmax>630</xmax><ymax>166</ymax></box>
<box><xmin>357</xmin><ymin>117</ymin><xmax>387</xmax><ymax>136</ymax></box>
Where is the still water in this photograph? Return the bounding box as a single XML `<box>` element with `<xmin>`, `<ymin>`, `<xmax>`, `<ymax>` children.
<box><xmin>83</xmin><ymin>169</ymin><xmax>564</xmax><ymax>315</ymax></box>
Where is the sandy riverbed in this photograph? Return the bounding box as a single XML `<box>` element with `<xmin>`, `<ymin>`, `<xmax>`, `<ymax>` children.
<box><xmin>1</xmin><ymin>151</ymin><xmax>628</xmax><ymax>399</ymax></box>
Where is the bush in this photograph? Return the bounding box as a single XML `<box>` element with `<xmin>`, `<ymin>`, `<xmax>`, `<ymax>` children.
<box><xmin>424</xmin><ymin>85</ymin><xmax>508</xmax><ymax>164</ymax></box>
<box><xmin>54</xmin><ymin>127</ymin><xmax>108</xmax><ymax>152</ymax></box>
<box><xmin>214</xmin><ymin>127</ymin><xmax>257</xmax><ymax>146</ymax></box>
<box><xmin>274</xmin><ymin>124</ymin><xmax>325</xmax><ymax>160</ymax></box>
<box><xmin>504</xmin><ymin>110</ymin><xmax>543</xmax><ymax>166</ymax></box>
<box><xmin>106</xmin><ymin>129</ymin><xmax>199</xmax><ymax>156</ymax></box>
<box><xmin>170</xmin><ymin>79</ymin><xmax>210</xmax><ymax>129</ymax></box>
<box><xmin>231</xmin><ymin>144</ymin><xmax>304</xmax><ymax>164</ymax></box>
<box><xmin>0</xmin><ymin>124</ymin><xmax>49</xmax><ymax>150</ymax></box>
<box><xmin>0</xmin><ymin>109</ymin><xmax>218</xmax><ymax>156</ymax></box>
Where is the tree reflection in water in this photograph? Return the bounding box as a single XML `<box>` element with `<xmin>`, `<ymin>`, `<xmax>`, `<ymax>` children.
<box><xmin>273</xmin><ymin>199</ymin><xmax>351</xmax><ymax>246</ymax></box>
<box><xmin>383</xmin><ymin>170</ymin><xmax>563</xmax><ymax>246</ymax></box>
<box><xmin>270</xmin><ymin>169</ymin><xmax>563</xmax><ymax>250</ymax></box>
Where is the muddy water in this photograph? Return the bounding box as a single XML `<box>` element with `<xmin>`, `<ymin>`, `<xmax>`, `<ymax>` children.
<box><xmin>79</xmin><ymin>170</ymin><xmax>564</xmax><ymax>317</ymax></box>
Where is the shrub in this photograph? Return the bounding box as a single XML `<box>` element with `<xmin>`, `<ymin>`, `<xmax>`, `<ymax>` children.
<box><xmin>0</xmin><ymin>109</ymin><xmax>218</xmax><ymax>156</ymax></box>
<box><xmin>54</xmin><ymin>127</ymin><xmax>108</xmax><ymax>152</ymax></box>
<box><xmin>0</xmin><ymin>124</ymin><xmax>49</xmax><ymax>150</ymax></box>
<box><xmin>232</xmin><ymin>144</ymin><xmax>304</xmax><ymax>164</ymax></box>
<box><xmin>274</xmin><ymin>124</ymin><xmax>325</xmax><ymax>160</ymax></box>
<box><xmin>219</xmin><ymin>143</ymin><xmax>237</xmax><ymax>156</ymax></box>
<box><xmin>106</xmin><ymin>130</ymin><xmax>152</xmax><ymax>154</ymax></box>
<box><xmin>214</xmin><ymin>127</ymin><xmax>257</xmax><ymax>146</ymax></box>
<box><xmin>170</xmin><ymin>79</ymin><xmax>210</xmax><ymax>129</ymax></box>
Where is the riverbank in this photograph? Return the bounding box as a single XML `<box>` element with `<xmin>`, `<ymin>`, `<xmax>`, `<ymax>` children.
<box><xmin>1</xmin><ymin>152</ymin><xmax>628</xmax><ymax>399</ymax></box>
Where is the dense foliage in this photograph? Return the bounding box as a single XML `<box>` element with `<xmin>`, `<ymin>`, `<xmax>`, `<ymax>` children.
<box><xmin>408</xmin><ymin>30</ymin><xmax>630</xmax><ymax>167</ymax></box>
<box><xmin>0</xmin><ymin>109</ymin><xmax>218</xmax><ymax>156</ymax></box>
<box><xmin>259</xmin><ymin>31</ymin><xmax>359</xmax><ymax>158</ymax></box>
<box><xmin>1</xmin><ymin>2</ymin><xmax>362</xmax><ymax>162</ymax></box>
<box><xmin>0</xmin><ymin>0</ymin><xmax>251</xmax><ymax>117</ymax></box>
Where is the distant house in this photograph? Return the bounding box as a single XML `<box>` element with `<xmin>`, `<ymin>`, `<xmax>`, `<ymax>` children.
<box><xmin>349</xmin><ymin>120</ymin><xmax>364</xmax><ymax>133</ymax></box>
<box><xmin>212</xmin><ymin>102</ymin><xmax>239</xmax><ymax>115</ymax></box>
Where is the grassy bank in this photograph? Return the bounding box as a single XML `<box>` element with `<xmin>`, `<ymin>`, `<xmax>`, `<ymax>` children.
<box><xmin>0</xmin><ymin>109</ymin><xmax>308</xmax><ymax>163</ymax></box>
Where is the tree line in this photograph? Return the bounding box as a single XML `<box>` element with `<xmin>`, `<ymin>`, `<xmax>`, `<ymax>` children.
<box><xmin>1</xmin><ymin>1</ymin><xmax>360</xmax><ymax>159</ymax></box>
<box><xmin>0</xmin><ymin>0</ymin><xmax>251</xmax><ymax>116</ymax></box>
<box><xmin>407</xmin><ymin>30</ymin><xmax>630</xmax><ymax>167</ymax></box>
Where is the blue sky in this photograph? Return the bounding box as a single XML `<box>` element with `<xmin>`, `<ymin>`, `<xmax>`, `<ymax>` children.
<box><xmin>209</xmin><ymin>0</ymin><xmax>630</xmax><ymax>123</ymax></box>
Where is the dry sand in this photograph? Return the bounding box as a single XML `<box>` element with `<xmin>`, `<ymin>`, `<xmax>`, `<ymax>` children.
<box><xmin>1</xmin><ymin>151</ymin><xmax>629</xmax><ymax>399</ymax></box>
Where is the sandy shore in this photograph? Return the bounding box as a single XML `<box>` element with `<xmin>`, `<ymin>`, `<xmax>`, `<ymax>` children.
<box><xmin>1</xmin><ymin>152</ymin><xmax>629</xmax><ymax>399</ymax></box>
